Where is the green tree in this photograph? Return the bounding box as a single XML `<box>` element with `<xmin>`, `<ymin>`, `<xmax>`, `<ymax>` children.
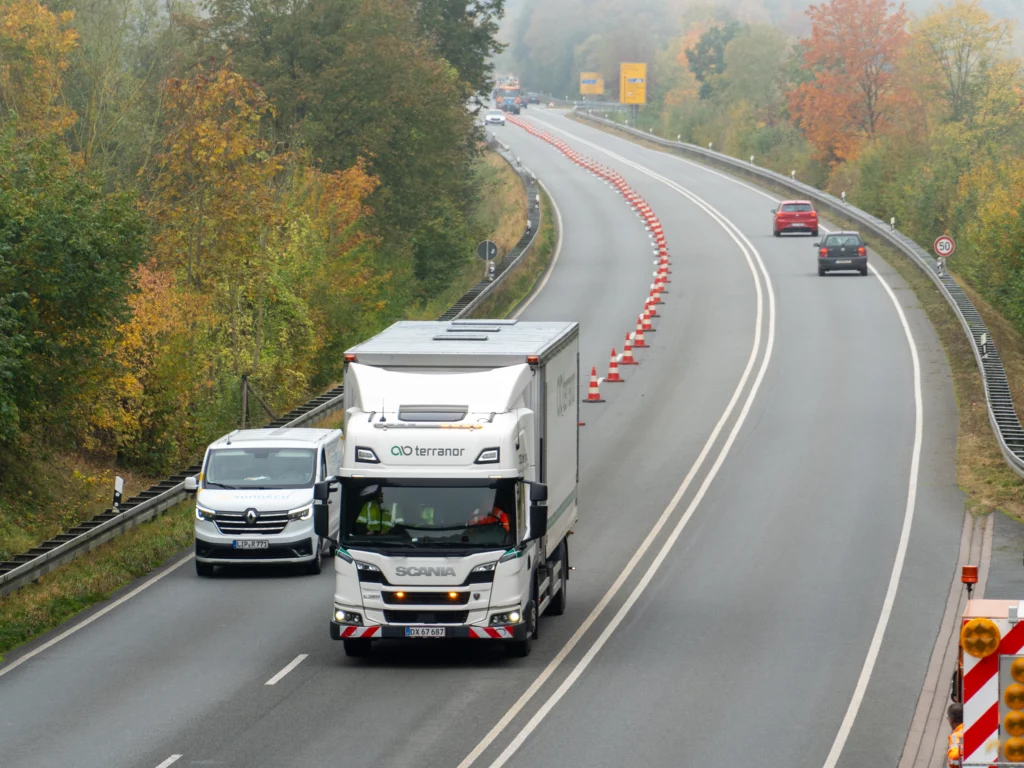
<box><xmin>685</xmin><ymin>20</ymin><xmax>745</xmax><ymax>99</ymax></box>
<box><xmin>415</xmin><ymin>0</ymin><xmax>506</xmax><ymax>101</ymax></box>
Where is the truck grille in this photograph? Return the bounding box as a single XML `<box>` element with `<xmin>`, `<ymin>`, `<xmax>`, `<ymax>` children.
<box><xmin>215</xmin><ymin>511</ymin><xmax>290</xmax><ymax>535</ymax></box>
<box><xmin>383</xmin><ymin>610</ymin><xmax>469</xmax><ymax>624</ymax></box>
<box><xmin>382</xmin><ymin>591</ymin><xmax>470</xmax><ymax>606</ymax></box>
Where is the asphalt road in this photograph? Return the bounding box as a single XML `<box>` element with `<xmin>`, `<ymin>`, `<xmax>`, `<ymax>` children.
<box><xmin>0</xmin><ymin>109</ymin><xmax>964</xmax><ymax>768</ymax></box>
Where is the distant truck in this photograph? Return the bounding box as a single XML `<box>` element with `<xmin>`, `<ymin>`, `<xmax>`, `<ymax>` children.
<box><xmin>314</xmin><ymin>320</ymin><xmax>579</xmax><ymax>658</ymax></box>
<box><xmin>495</xmin><ymin>74</ymin><xmax>525</xmax><ymax>111</ymax></box>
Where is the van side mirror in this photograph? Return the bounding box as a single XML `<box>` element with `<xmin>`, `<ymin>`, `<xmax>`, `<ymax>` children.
<box><xmin>529</xmin><ymin>482</ymin><xmax>548</xmax><ymax>503</ymax></box>
<box><xmin>813</xmin><ymin>242</ymin><xmax>820</xmax><ymax>248</ymax></box>
<box><xmin>184</xmin><ymin>476</ymin><xmax>198</xmax><ymax>493</ymax></box>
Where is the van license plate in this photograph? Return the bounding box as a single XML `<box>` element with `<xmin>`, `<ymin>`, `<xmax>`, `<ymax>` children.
<box><xmin>233</xmin><ymin>540</ymin><xmax>269</xmax><ymax>550</ymax></box>
<box><xmin>405</xmin><ymin>627</ymin><xmax>446</xmax><ymax>638</ymax></box>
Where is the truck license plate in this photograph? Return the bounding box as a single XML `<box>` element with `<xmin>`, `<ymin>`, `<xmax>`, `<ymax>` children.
<box><xmin>405</xmin><ymin>627</ymin><xmax>446</xmax><ymax>638</ymax></box>
<box><xmin>233</xmin><ymin>540</ymin><xmax>269</xmax><ymax>550</ymax></box>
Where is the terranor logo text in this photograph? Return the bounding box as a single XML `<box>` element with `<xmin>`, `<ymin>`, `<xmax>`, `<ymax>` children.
<box><xmin>391</xmin><ymin>446</ymin><xmax>465</xmax><ymax>457</ymax></box>
<box><xmin>394</xmin><ymin>566</ymin><xmax>457</xmax><ymax>577</ymax></box>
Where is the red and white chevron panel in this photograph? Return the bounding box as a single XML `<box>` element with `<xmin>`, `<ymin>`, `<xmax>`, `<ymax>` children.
<box><xmin>469</xmin><ymin>626</ymin><xmax>513</xmax><ymax>639</ymax></box>
<box><xmin>964</xmin><ymin>617</ymin><xmax>1024</xmax><ymax>764</ymax></box>
<box><xmin>339</xmin><ymin>625</ymin><xmax>380</xmax><ymax>639</ymax></box>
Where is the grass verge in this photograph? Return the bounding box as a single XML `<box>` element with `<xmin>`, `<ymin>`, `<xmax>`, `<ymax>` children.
<box><xmin>470</xmin><ymin>187</ymin><xmax>555</xmax><ymax>319</ymax></box>
<box><xmin>574</xmin><ymin>114</ymin><xmax>1024</xmax><ymax>519</ymax></box>
<box><xmin>0</xmin><ymin>501</ymin><xmax>194</xmax><ymax>660</ymax></box>
<box><xmin>0</xmin><ymin>148</ymin><xmax>541</xmax><ymax>662</ymax></box>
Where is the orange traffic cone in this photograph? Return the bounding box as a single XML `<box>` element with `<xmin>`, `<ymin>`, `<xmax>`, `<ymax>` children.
<box><xmin>584</xmin><ymin>366</ymin><xmax>605</xmax><ymax>403</ymax></box>
<box><xmin>634</xmin><ymin>318</ymin><xmax>648</xmax><ymax>347</ymax></box>
<box><xmin>621</xmin><ymin>334</ymin><xmax>638</xmax><ymax>365</ymax></box>
<box><xmin>650</xmin><ymin>285</ymin><xmax>663</xmax><ymax>305</ymax></box>
<box><xmin>642</xmin><ymin>307</ymin><xmax>655</xmax><ymax>332</ymax></box>
<box><xmin>606</xmin><ymin>349</ymin><xmax>624</xmax><ymax>382</ymax></box>
<box><xmin>646</xmin><ymin>296</ymin><xmax>659</xmax><ymax>317</ymax></box>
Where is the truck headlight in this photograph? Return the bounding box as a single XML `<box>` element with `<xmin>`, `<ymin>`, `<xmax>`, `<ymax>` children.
<box><xmin>334</xmin><ymin>609</ymin><xmax>363</xmax><ymax>625</ymax></box>
<box><xmin>355</xmin><ymin>561</ymin><xmax>380</xmax><ymax>572</ymax></box>
<box><xmin>195</xmin><ymin>506</ymin><xmax>216</xmax><ymax>521</ymax></box>
<box><xmin>471</xmin><ymin>562</ymin><xmax>498</xmax><ymax>573</ymax></box>
<box><xmin>490</xmin><ymin>610</ymin><xmax>522</xmax><ymax>625</ymax></box>
<box><xmin>286</xmin><ymin>505</ymin><xmax>313</xmax><ymax>520</ymax></box>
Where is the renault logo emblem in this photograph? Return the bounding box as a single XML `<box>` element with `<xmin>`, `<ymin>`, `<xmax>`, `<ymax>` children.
<box><xmin>245</xmin><ymin>508</ymin><xmax>259</xmax><ymax>525</ymax></box>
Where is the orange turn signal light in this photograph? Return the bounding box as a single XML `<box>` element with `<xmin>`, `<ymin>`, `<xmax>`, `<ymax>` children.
<box><xmin>962</xmin><ymin>565</ymin><xmax>979</xmax><ymax>584</ymax></box>
<box><xmin>344</xmin><ymin>354</ymin><xmax>357</xmax><ymax>363</ymax></box>
<box><xmin>526</xmin><ymin>355</ymin><xmax>539</xmax><ymax>365</ymax></box>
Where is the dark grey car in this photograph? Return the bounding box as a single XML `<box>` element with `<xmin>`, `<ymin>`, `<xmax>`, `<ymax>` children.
<box><xmin>816</xmin><ymin>232</ymin><xmax>868</xmax><ymax>276</ymax></box>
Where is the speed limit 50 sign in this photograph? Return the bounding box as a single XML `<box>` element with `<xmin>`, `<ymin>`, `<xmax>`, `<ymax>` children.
<box><xmin>934</xmin><ymin>235</ymin><xmax>956</xmax><ymax>257</ymax></box>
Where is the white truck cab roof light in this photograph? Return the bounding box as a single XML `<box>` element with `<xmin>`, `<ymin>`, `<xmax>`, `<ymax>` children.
<box><xmin>355</xmin><ymin>446</ymin><xmax>380</xmax><ymax>463</ymax></box>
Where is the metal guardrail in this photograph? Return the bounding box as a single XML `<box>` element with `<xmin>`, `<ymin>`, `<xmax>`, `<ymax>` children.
<box><xmin>0</xmin><ymin>145</ymin><xmax>544</xmax><ymax>597</ymax></box>
<box><xmin>575</xmin><ymin>109</ymin><xmax>1024</xmax><ymax>479</ymax></box>
<box><xmin>438</xmin><ymin>134</ymin><xmax>542</xmax><ymax>320</ymax></box>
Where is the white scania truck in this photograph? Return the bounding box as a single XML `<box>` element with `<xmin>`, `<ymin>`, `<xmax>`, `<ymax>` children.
<box><xmin>313</xmin><ymin>319</ymin><xmax>579</xmax><ymax>657</ymax></box>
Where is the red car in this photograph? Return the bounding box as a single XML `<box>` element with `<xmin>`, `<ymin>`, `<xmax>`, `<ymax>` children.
<box><xmin>772</xmin><ymin>200</ymin><xmax>818</xmax><ymax>237</ymax></box>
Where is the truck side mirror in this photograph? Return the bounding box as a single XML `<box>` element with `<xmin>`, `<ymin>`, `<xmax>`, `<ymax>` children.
<box><xmin>313</xmin><ymin>480</ymin><xmax>333</xmax><ymax>502</ymax></box>
<box><xmin>313</xmin><ymin>502</ymin><xmax>331</xmax><ymax>540</ymax></box>
<box><xmin>526</xmin><ymin>503</ymin><xmax>548</xmax><ymax>542</ymax></box>
<box><xmin>184</xmin><ymin>476</ymin><xmax>198</xmax><ymax>493</ymax></box>
<box><xmin>529</xmin><ymin>482</ymin><xmax>548</xmax><ymax>503</ymax></box>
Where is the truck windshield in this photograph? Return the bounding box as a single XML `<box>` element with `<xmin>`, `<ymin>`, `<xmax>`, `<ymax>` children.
<box><xmin>205</xmin><ymin>447</ymin><xmax>316</xmax><ymax>489</ymax></box>
<box><xmin>341</xmin><ymin>480</ymin><xmax>517</xmax><ymax>551</ymax></box>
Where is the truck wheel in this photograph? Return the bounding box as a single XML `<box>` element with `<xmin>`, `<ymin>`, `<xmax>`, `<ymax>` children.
<box><xmin>344</xmin><ymin>639</ymin><xmax>372</xmax><ymax>657</ymax></box>
<box><xmin>196</xmin><ymin>560</ymin><xmax>214</xmax><ymax>577</ymax></box>
<box><xmin>507</xmin><ymin>584</ymin><xmax>537</xmax><ymax>658</ymax></box>
<box><xmin>547</xmin><ymin>541</ymin><xmax>568</xmax><ymax>616</ymax></box>
<box><xmin>305</xmin><ymin>538</ymin><xmax>323</xmax><ymax>575</ymax></box>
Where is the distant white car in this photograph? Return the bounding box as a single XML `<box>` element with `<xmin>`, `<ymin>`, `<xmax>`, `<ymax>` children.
<box><xmin>485</xmin><ymin>110</ymin><xmax>506</xmax><ymax>126</ymax></box>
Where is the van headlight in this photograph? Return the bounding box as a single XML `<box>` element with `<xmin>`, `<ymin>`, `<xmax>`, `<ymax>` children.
<box><xmin>286</xmin><ymin>505</ymin><xmax>313</xmax><ymax>520</ymax></box>
<box><xmin>195</xmin><ymin>506</ymin><xmax>216</xmax><ymax>521</ymax></box>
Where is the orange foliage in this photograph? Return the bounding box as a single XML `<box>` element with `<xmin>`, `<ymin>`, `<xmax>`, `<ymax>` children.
<box><xmin>789</xmin><ymin>0</ymin><xmax>910</xmax><ymax>163</ymax></box>
<box><xmin>0</xmin><ymin>0</ymin><xmax>78</xmax><ymax>135</ymax></box>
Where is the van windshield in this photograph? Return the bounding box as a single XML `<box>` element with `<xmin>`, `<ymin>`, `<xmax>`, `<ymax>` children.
<box><xmin>205</xmin><ymin>447</ymin><xmax>316</xmax><ymax>489</ymax></box>
<box><xmin>341</xmin><ymin>480</ymin><xmax>517</xmax><ymax>551</ymax></box>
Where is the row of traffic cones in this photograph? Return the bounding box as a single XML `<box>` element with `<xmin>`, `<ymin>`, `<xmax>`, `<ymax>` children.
<box><xmin>504</xmin><ymin>116</ymin><xmax>673</xmax><ymax>407</ymax></box>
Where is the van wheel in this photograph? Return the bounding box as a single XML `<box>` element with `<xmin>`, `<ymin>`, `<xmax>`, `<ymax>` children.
<box><xmin>196</xmin><ymin>560</ymin><xmax>214</xmax><ymax>577</ymax></box>
<box><xmin>344</xmin><ymin>639</ymin><xmax>372</xmax><ymax>657</ymax></box>
<box><xmin>306</xmin><ymin>537</ymin><xmax>323</xmax><ymax>575</ymax></box>
<box><xmin>547</xmin><ymin>541</ymin><xmax>568</xmax><ymax>616</ymax></box>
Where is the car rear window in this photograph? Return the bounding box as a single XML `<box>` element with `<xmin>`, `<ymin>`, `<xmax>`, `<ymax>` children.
<box><xmin>781</xmin><ymin>203</ymin><xmax>813</xmax><ymax>212</ymax></box>
<box><xmin>823</xmin><ymin>234</ymin><xmax>862</xmax><ymax>247</ymax></box>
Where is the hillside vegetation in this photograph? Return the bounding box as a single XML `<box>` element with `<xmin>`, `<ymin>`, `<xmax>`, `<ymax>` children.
<box><xmin>0</xmin><ymin>0</ymin><xmax>506</xmax><ymax>487</ymax></box>
<box><xmin>506</xmin><ymin>0</ymin><xmax>1024</xmax><ymax>351</ymax></box>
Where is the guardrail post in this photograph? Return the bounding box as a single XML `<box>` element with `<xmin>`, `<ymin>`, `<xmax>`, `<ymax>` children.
<box><xmin>241</xmin><ymin>374</ymin><xmax>248</xmax><ymax>430</ymax></box>
<box><xmin>791</xmin><ymin>170</ymin><xmax>796</xmax><ymax>181</ymax></box>
<box><xmin>982</xmin><ymin>333</ymin><xmax>989</xmax><ymax>359</ymax></box>
<box><xmin>750</xmin><ymin>155</ymin><xmax>755</xmax><ymax>165</ymax></box>
<box><xmin>708</xmin><ymin>142</ymin><xmax>713</xmax><ymax>151</ymax></box>
<box><xmin>842</xmin><ymin>191</ymin><xmax>847</xmax><ymax>204</ymax></box>
<box><xmin>112</xmin><ymin>476</ymin><xmax>124</xmax><ymax>512</ymax></box>
<box><xmin>890</xmin><ymin>216</ymin><xmax>896</xmax><ymax>232</ymax></box>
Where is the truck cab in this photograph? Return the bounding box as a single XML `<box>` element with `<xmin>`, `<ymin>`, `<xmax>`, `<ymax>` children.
<box><xmin>186</xmin><ymin>428</ymin><xmax>343</xmax><ymax>577</ymax></box>
<box><xmin>315</xmin><ymin>320</ymin><xmax>579</xmax><ymax>658</ymax></box>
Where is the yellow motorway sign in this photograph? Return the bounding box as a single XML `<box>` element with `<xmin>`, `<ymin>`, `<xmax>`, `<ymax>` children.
<box><xmin>619</xmin><ymin>62</ymin><xmax>647</xmax><ymax>105</ymax></box>
<box><xmin>580</xmin><ymin>72</ymin><xmax>604</xmax><ymax>96</ymax></box>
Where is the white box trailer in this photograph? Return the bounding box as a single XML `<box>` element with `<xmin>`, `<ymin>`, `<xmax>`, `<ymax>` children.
<box><xmin>313</xmin><ymin>319</ymin><xmax>579</xmax><ymax>657</ymax></box>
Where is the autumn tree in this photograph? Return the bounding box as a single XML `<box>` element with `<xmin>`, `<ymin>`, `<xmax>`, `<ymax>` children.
<box><xmin>0</xmin><ymin>0</ymin><xmax>78</xmax><ymax>136</ymax></box>
<box><xmin>789</xmin><ymin>0</ymin><xmax>910</xmax><ymax>162</ymax></box>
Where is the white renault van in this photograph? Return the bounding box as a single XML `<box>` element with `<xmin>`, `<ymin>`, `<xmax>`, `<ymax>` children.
<box><xmin>185</xmin><ymin>428</ymin><xmax>343</xmax><ymax>577</ymax></box>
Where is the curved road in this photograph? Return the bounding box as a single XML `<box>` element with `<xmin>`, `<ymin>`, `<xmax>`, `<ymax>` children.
<box><xmin>0</xmin><ymin>109</ymin><xmax>963</xmax><ymax>768</ymax></box>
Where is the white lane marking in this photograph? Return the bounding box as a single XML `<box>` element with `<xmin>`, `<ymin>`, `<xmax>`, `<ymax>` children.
<box><xmin>264</xmin><ymin>653</ymin><xmax>308</xmax><ymax>686</ymax></box>
<box><xmin>154</xmin><ymin>755</ymin><xmax>182</xmax><ymax>768</ymax></box>
<box><xmin>457</xmin><ymin>122</ymin><xmax>775</xmax><ymax>768</ymax></box>
<box><xmin>549</xmin><ymin>111</ymin><xmax>927</xmax><ymax>768</ymax></box>
<box><xmin>482</xmin><ymin>118</ymin><xmax>777</xmax><ymax>768</ymax></box>
<box><xmin>0</xmin><ymin>554</ymin><xmax>195</xmax><ymax>679</ymax></box>
<box><xmin>822</xmin><ymin>261</ymin><xmax>923</xmax><ymax>768</ymax></box>
<box><xmin>512</xmin><ymin>179</ymin><xmax>563</xmax><ymax>319</ymax></box>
